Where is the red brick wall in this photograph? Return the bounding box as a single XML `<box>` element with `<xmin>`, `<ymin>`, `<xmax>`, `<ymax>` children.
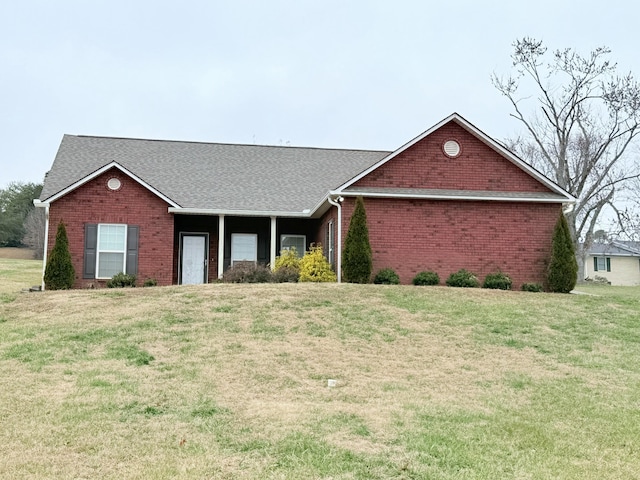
<box><xmin>339</xmin><ymin>197</ymin><xmax>560</xmax><ymax>288</ymax></box>
<box><xmin>47</xmin><ymin>169</ymin><xmax>174</xmax><ymax>288</ymax></box>
<box><xmin>354</xmin><ymin>122</ymin><xmax>552</xmax><ymax>193</ymax></box>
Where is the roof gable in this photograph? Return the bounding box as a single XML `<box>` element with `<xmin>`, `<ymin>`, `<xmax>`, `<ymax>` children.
<box><xmin>333</xmin><ymin>113</ymin><xmax>576</xmax><ymax>202</ymax></box>
<box><xmin>42</xmin><ymin>161</ymin><xmax>180</xmax><ymax>207</ymax></box>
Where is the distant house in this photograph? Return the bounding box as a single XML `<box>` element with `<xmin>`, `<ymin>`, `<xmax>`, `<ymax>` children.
<box><xmin>35</xmin><ymin>113</ymin><xmax>575</xmax><ymax>289</ymax></box>
<box><xmin>585</xmin><ymin>241</ymin><xmax>640</xmax><ymax>286</ymax></box>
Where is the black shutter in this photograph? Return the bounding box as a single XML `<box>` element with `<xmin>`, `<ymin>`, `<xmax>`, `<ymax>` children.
<box><xmin>593</xmin><ymin>257</ymin><xmax>598</xmax><ymax>272</ymax></box>
<box><xmin>83</xmin><ymin>224</ymin><xmax>97</xmax><ymax>279</ymax></box>
<box><xmin>606</xmin><ymin>257</ymin><xmax>611</xmax><ymax>272</ymax></box>
<box><xmin>126</xmin><ymin>226</ymin><xmax>139</xmax><ymax>275</ymax></box>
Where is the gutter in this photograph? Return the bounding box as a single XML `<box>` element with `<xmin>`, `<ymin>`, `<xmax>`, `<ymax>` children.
<box><xmin>168</xmin><ymin>207</ymin><xmax>313</xmax><ymax>218</ymax></box>
<box><xmin>327</xmin><ymin>195</ymin><xmax>344</xmax><ymax>283</ymax></box>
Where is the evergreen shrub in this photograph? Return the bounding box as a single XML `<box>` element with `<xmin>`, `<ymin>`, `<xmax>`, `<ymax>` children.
<box><xmin>446</xmin><ymin>269</ymin><xmax>479</xmax><ymax>288</ymax></box>
<box><xmin>547</xmin><ymin>213</ymin><xmax>578</xmax><ymax>293</ymax></box>
<box><xmin>412</xmin><ymin>271</ymin><xmax>440</xmax><ymax>286</ymax></box>
<box><xmin>107</xmin><ymin>272</ymin><xmax>137</xmax><ymax>288</ymax></box>
<box><xmin>342</xmin><ymin>197</ymin><xmax>372</xmax><ymax>283</ymax></box>
<box><xmin>482</xmin><ymin>272</ymin><xmax>512</xmax><ymax>290</ymax></box>
<box><xmin>373</xmin><ymin>268</ymin><xmax>400</xmax><ymax>285</ymax></box>
<box><xmin>43</xmin><ymin>221</ymin><xmax>75</xmax><ymax>290</ymax></box>
<box><xmin>521</xmin><ymin>282</ymin><xmax>543</xmax><ymax>292</ymax></box>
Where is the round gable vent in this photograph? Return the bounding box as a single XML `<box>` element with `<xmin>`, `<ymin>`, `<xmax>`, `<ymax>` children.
<box><xmin>443</xmin><ymin>140</ymin><xmax>461</xmax><ymax>158</ymax></box>
<box><xmin>107</xmin><ymin>177</ymin><xmax>122</xmax><ymax>190</ymax></box>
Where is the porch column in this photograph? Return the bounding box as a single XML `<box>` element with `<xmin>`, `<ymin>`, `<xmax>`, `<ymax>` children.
<box><xmin>270</xmin><ymin>216</ymin><xmax>277</xmax><ymax>269</ymax></box>
<box><xmin>217</xmin><ymin>215</ymin><xmax>225</xmax><ymax>279</ymax></box>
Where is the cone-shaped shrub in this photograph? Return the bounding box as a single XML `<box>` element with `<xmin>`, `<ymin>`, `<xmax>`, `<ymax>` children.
<box><xmin>342</xmin><ymin>197</ymin><xmax>372</xmax><ymax>283</ymax></box>
<box><xmin>44</xmin><ymin>221</ymin><xmax>75</xmax><ymax>290</ymax></box>
<box><xmin>547</xmin><ymin>213</ymin><xmax>578</xmax><ymax>293</ymax></box>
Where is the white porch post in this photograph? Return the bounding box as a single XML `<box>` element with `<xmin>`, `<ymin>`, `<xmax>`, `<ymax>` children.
<box><xmin>270</xmin><ymin>216</ymin><xmax>277</xmax><ymax>269</ymax></box>
<box><xmin>327</xmin><ymin>196</ymin><xmax>343</xmax><ymax>283</ymax></box>
<box><xmin>217</xmin><ymin>214</ymin><xmax>225</xmax><ymax>279</ymax></box>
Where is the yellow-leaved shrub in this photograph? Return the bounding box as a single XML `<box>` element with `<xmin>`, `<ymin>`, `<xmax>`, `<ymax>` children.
<box><xmin>299</xmin><ymin>244</ymin><xmax>336</xmax><ymax>283</ymax></box>
<box><xmin>274</xmin><ymin>247</ymin><xmax>301</xmax><ymax>271</ymax></box>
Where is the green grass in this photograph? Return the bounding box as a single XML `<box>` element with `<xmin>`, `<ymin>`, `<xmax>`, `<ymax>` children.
<box><xmin>1</xmin><ymin>258</ymin><xmax>640</xmax><ymax>478</ymax></box>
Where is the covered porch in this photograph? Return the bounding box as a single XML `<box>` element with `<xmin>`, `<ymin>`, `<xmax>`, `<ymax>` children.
<box><xmin>172</xmin><ymin>214</ymin><xmax>323</xmax><ymax>284</ymax></box>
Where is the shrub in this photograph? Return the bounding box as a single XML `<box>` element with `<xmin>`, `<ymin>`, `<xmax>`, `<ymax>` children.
<box><xmin>342</xmin><ymin>197</ymin><xmax>372</xmax><ymax>283</ymax></box>
<box><xmin>44</xmin><ymin>221</ymin><xmax>75</xmax><ymax>290</ymax></box>
<box><xmin>446</xmin><ymin>269</ymin><xmax>479</xmax><ymax>288</ymax></box>
<box><xmin>143</xmin><ymin>278</ymin><xmax>158</xmax><ymax>287</ymax></box>
<box><xmin>272</xmin><ymin>266</ymin><xmax>300</xmax><ymax>283</ymax></box>
<box><xmin>274</xmin><ymin>247</ymin><xmax>301</xmax><ymax>271</ymax></box>
<box><xmin>222</xmin><ymin>263</ymin><xmax>273</xmax><ymax>283</ymax></box>
<box><xmin>483</xmin><ymin>272</ymin><xmax>512</xmax><ymax>290</ymax></box>
<box><xmin>547</xmin><ymin>213</ymin><xmax>578</xmax><ymax>293</ymax></box>
<box><xmin>412</xmin><ymin>270</ymin><xmax>440</xmax><ymax>286</ymax></box>
<box><xmin>273</xmin><ymin>248</ymin><xmax>300</xmax><ymax>282</ymax></box>
<box><xmin>373</xmin><ymin>268</ymin><xmax>400</xmax><ymax>285</ymax></box>
<box><xmin>107</xmin><ymin>272</ymin><xmax>137</xmax><ymax>288</ymax></box>
<box><xmin>521</xmin><ymin>282</ymin><xmax>543</xmax><ymax>292</ymax></box>
<box><xmin>299</xmin><ymin>245</ymin><xmax>336</xmax><ymax>282</ymax></box>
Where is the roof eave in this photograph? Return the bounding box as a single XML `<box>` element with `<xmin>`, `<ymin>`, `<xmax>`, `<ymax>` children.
<box><xmin>168</xmin><ymin>207</ymin><xmax>314</xmax><ymax>218</ymax></box>
<box><xmin>330</xmin><ymin>189</ymin><xmax>570</xmax><ymax>203</ymax></box>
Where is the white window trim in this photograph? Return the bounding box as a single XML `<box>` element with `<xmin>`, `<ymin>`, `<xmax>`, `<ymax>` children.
<box><xmin>280</xmin><ymin>234</ymin><xmax>306</xmax><ymax>258</ymax></box>
<box><xmin>231</xmin><ymin>233</ymin><xmax>258</xmax><ymax>265</ymax></box>
<box><xmin>96</xmin><ymin>223</ymin><xmax>128</xmax><ymax>279</ymax></box>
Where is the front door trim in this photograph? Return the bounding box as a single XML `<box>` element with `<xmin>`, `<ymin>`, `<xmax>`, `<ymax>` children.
<box><xmin>179</xmin><ymin>232</ymin><xmax>209</xmax><ymax>285</ymax></box>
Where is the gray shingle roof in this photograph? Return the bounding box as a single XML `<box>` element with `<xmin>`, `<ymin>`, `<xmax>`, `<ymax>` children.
<box><xmin>588</xmin><ymin>241</ymin><xmax>640</xmax><ymax>256</ymax></box>
<box><xmin>40</xmin><ymin>135</ymin><xmax>390</xmax><ymax>214</ymax></box>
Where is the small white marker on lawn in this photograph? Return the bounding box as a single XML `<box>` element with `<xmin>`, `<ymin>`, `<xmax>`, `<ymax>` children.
<box><xmin>327</xmin><ymin>379</ymin><xmax>337</xmax><ymax>387</ymax></box>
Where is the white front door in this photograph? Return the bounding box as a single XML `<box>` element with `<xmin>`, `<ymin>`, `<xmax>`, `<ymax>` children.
<box><xmin>181</xmin><ymin>234</ymin><xmax>207</xmax><ymax>284</ymax></box>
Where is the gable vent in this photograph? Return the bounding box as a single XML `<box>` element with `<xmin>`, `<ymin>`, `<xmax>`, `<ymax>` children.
<box><xmin>443</xmin><ymin>140</ymin><xmax>461</xmax><ymax>158</ymax></box>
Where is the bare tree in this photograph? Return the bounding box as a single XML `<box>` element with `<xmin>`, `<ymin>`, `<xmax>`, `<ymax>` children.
<box><xmin>492</xmin><ymin>38</ymin><xmax>640</xmax><ymax>280</ymax></box>
<box><xmin>22</xmin><ymin>207</ymin><xmax>46</xmax><ymax>259</ymax></box>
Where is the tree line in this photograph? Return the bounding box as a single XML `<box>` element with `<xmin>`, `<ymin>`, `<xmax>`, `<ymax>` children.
<box><xmin>0</xmin><ymin>182</ymin><xmax>45</xmax><ymax>257</ymax></box>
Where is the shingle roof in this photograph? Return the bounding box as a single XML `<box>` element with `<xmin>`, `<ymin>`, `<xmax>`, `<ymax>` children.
<box><xmin>40</xmin><ymin>135</ymin><xmax>390</xmax><ymax>214</ymax></box>
<box><xmin>588</xmin><ymin>241</ymin><xmax>640</xmax><ymax>256</ymax></box>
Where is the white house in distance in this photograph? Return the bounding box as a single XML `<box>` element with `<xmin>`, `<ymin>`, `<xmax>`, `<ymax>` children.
<box><xmin>585</xmin><ymin>241</ymin><xmax>640</xmax><ymax>286</ymax></box>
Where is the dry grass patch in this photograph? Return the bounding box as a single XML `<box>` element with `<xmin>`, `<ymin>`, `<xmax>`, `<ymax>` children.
<box><xmin>1</xmin><ymin>272</ymin><xmax>640</xmax><ymax>478</ymax></box>
<box><xmin>0</xmin><ymin>247</ymin><xmax>36</xmax><ymax>260</ymax></box>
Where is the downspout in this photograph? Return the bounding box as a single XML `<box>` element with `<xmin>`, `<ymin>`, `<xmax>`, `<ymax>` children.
<box><xmin>327</xmin><ymin>195</ymin><xmax>344</xmax><ymax>283</ymax></box>
<box><xmin>38</xmin><ymin>202</ymin><xmax>50</xmax><ymax>291</ymax></box>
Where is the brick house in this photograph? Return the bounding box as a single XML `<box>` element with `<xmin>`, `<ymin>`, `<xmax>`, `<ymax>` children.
<box><xmin>35</xmin><ymin>113</ymin><xmax>575</xmax><ymax>289</ymax></box>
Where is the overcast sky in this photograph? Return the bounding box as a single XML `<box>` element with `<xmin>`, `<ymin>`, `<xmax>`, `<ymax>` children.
<box><xmin>1</xmin><ymin>0</ymin><xmax>638</xmax><ymax>189</ymax></box>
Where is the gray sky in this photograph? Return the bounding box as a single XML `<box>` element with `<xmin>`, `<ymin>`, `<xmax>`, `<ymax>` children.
<box><xmin>1</xmin><ymin>0</ymin><xmax>638</xmax><ymax>188</ymax></box>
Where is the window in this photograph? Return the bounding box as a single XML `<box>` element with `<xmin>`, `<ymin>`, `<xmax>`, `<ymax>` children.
<box><xmin>84</xmin><ymin>224</ymin><xmax>138</xmax><ymax>279</ymax></box>
<box><xmin>231</xmin><ymin>233</ymin><xmax>257</xmax><ymax>265</ymax></box>
<box><xmin>280</xmin><ymin>234</ymin><xmax>305</xmax><ymax>258</ymax></box>
<box><xmin>594</xmin><ymin>257</ymin><xmax>611</xmax><ymax>272</ymax></box>
<box><xmin>97</xmin><ymin>224</ymin><xmax>127</xmax><ymax>278</ymax></box>
<box><xmin>326</xmin><ymin>221</ymin><xmax>334</xmax><ymax>266</ymax></box>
